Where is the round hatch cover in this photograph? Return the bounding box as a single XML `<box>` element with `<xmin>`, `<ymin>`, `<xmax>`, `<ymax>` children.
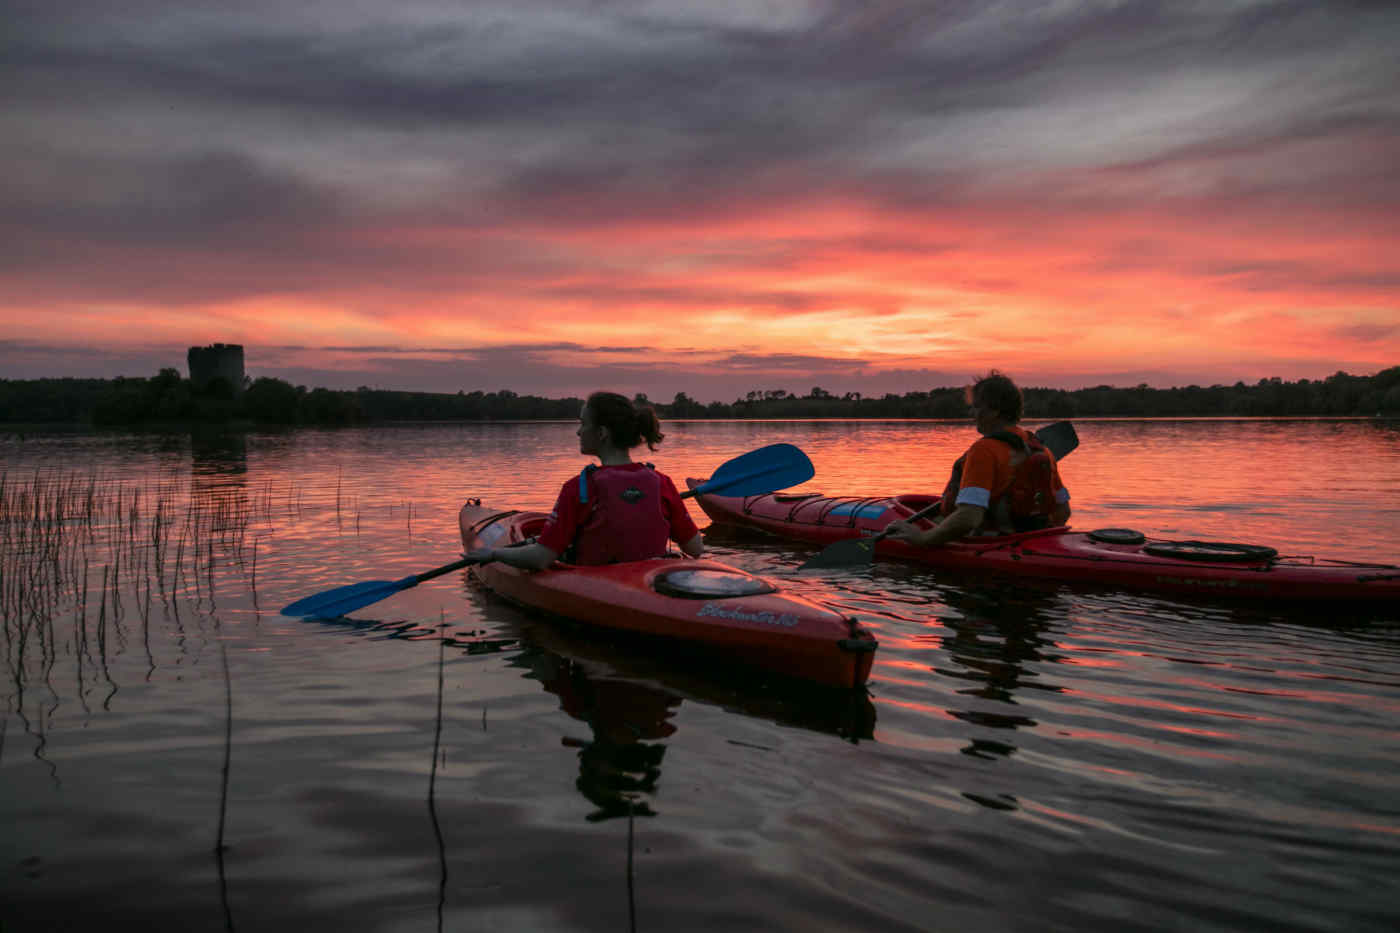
<box><xmin>1088</xmin><ymin>528</ymin><xmax>1146</xmax><ymax>545</ymax></box>
<box><xmin>654</xmin><ymin>568</ymin><xmax>778</xmax><ymax>599</ymax></box>
<box><xmin>1142</xmin><ymin>540</ymin><xmax>1278</xmax><ymax>562</ymax></box>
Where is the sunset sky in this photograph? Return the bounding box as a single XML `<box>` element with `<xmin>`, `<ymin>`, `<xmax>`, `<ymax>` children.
<box><xmin>3</xmin><ymin>0</ymin><xmax>1396</xmax><ymax>401</ymax></box>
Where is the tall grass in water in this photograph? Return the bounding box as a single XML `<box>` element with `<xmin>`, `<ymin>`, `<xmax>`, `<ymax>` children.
<box><xmin>0</xmin><ymin>468</ymin><xmax>268</xmax><ymax>727</ymax></box>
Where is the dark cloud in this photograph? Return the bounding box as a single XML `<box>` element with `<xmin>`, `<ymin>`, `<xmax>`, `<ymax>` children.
<box><xmin>0</xmin><ymin>341</ymin><xmax>189</xmax><ymax>380</ymax></box>
<box><xmin>282</xmin><ymin>343</ymin><xmax>601</xmax><ymax>356</ymax></box>
<box><xmin>1</xmin><ymin>148</ymin><xmax>346</xmax><ymax>242</ymax></box>
<box><xmin>2</xmin><ymin>1</ymin><xmax>1397</xmax><ymax>393</ymax></box>
<box><xmin>535</xmin><ymin>283</ymin><xmax>839</xmax><ymax>314</ymax></box>
<box><xmin>6</xmin><ymin>1</ymin><xmax>1397</xmax><ymax>235</ymax></box>
<box><xmin>2</xmin><ymin>338</ymin><xmax>1388</xmax><ymax>403</ymax></box>
<box><xmin>1330</xmin><ymin>322</ymin><xmax>1399</xmax><ymax>342</ymax></box>
<box><xmin>717</xmin><ymin>352</ymin><xmax>870</xmax><ymax>372</ymax></box>
<box><xmin>1191</xmin><ymin>259</ymin><xmax>1400</xmax><ymax>295</ymax></box>
<box><xmin>256</xmin><ymin>350</ymin><xmax>975</xmax><ymax>403</ymax></box>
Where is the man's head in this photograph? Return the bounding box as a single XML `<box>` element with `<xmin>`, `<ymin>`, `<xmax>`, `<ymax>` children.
<box><xmin>966</xmin><ymin>370</ymin><xmax>1023</xmax><ymax>426</ymax></box>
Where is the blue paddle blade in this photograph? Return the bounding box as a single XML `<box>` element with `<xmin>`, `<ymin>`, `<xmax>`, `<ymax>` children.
<box><xmin>281</xmin><ymin>575</ymin><xmax>418</xmax><ymax>619</ymax></box>
<box><xmin>691</xmin><ymin>443</ymin><xmax>814</xmax><ymax>498</ymax></box>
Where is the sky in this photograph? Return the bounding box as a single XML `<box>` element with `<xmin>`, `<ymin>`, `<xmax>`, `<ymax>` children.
<box><xmin>2</xmin><ymin>0</ymin><xmax>1397</xmax><ymax>402</ymax></box>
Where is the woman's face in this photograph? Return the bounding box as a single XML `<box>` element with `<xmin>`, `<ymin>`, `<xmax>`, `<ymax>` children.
<box><xmin>577</xmin><ymin>405</ymin><xmax>605</xmax><ymax>455</ymax></box>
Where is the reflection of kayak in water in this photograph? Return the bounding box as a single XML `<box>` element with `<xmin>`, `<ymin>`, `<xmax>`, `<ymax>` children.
<box><xmin>492</xmin><ymin>612</ymin><xmax>878</xmax><ymax>741</ymax></box>
<box><xmin>459</xmin><ymin>501</ymin><xmax>879</xmax><ymax>688</ymax></box>
<box><xmin>478</xmin><ymin>615</ymin><xmax>876</xmax><ymax>821</ymax></box>
<box><xmin>689</xmin><ymin>486</ymin><xmax>1400</xmax><ymax>604</ymax></box>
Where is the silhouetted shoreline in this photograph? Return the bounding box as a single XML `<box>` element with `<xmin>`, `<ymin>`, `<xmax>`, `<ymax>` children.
<box><xmin>1</xmin><ymin>367</ymin><xmax>1396</xmax><ymax>426</ymax></box>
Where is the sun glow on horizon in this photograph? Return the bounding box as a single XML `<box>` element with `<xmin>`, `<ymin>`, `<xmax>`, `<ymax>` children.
<box><xmin>4</xmin><ymin>125</ymin><xmax>1396</xmax><ymax>396</ymax></box>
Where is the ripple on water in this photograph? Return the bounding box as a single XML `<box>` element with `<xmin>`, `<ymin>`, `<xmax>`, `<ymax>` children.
<box><xmin>3</xmin><ymin>421</ymin><xmax>1399</xmax><ymax>931</ymax></box>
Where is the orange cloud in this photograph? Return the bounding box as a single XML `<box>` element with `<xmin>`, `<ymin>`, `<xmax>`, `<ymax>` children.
<box><xmin>4</xmin><ymin>176</ymin><xmax>1395</xmax><ymax>394</ymax></box>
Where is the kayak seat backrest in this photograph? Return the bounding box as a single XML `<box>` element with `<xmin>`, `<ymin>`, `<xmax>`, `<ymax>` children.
<box><xmin>517</xmin><ymin>515</ymin><xmax>550</xmax><ymax>541</ymax></box>
<box><xmin>892</xmin><ymin>495</ymin><xmax>940</xmax><ymax>514</ymax></box>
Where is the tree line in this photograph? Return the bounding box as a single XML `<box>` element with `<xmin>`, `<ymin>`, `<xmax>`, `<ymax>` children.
<box><xmin>1</xmin><ymin>367</ymin><xmax>1396</xmax><ymax>426</ymax></box>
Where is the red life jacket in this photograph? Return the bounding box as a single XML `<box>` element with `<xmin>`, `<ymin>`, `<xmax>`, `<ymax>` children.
<box><xmin>939</xmin><ymin>429</ymin><xmax>1058</xmax><ymax>531</ymax></box>
<box><xmin>569</xmin><ymin>464</ymin><xmax>672</xmax><ymax>565</ymax></box>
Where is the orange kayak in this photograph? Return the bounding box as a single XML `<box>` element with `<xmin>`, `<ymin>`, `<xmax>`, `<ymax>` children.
<box><xmin>459</xmin><ymin>501</ymin><xmax>878</xmax><ymax>688</ymax></box>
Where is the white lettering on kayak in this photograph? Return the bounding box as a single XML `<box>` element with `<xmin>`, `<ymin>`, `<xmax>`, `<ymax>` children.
<box><xmin>697</xmin><ymin>602</ymin><xmax>800</xmax><ymax>627</ymax></box>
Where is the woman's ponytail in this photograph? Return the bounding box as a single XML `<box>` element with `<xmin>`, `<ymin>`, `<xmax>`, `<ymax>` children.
<box><xmin>586</xmin><ymin>391</ymin><xmax>665</xmax><ymax>451</ymax></box>
<box><xmin>635</xmin><ymin>406</ymin><xmax>664</xmax><ymax>451</ymax></box>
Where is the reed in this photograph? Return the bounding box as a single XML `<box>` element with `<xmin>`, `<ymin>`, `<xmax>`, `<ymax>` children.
<box><xmin>0</xmin><ymin>467</ymin><xmax>267</xmax><ymax>703</ymax></box>
<box><xmin>2</xmin><ymin>459</ymin><xmax>430</xmax><ymax>725</ymax></box>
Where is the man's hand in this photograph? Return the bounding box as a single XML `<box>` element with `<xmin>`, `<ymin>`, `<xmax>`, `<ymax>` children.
<box><xmin>885</xmin><ymin>503</ymin><xmax>985</xmax><ymax>548</ymax></box>
<box><xmin>882</xmin><ymin>520</ymin><xmax>928</xmax><ymax>547</ymax></box>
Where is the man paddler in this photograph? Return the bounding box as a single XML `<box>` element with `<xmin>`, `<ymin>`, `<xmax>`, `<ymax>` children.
<box><xmin>885</xmin><ymin>371</ymin><xmax>1071</xmax><ymax>548</ymax></box>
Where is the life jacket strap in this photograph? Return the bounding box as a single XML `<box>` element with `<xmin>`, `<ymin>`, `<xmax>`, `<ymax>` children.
<box><xmin>579</xmin><ymin>464</ymin><xmax>598</xmax><ymax>504</ymax></box>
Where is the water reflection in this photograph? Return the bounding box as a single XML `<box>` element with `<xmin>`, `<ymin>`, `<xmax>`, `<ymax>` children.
<box><xmin>523</xmin><ymin>647</ymin><xmax>677</xmax><ymax>822</ymax></box>
<box><xmin>215</xmin><ymin>642</ymin><xmax>236</xmax><ymax>933</ymax></box>
<box><xmin>937</xmin><ymin>585</ymin><xmax>1066</xmax><ymax>714</ymax></box>
<box><xmin>931</xmin><ymin>586</ymin><xmax>1067</xmax><ymax>810</ymax></box>
<box><xmin>4</xmin><ymin>421</ymin><xmax>1399</xmax><ymax>932</ymax></box>
<box><xmin>428</xmin><ymin>624</ymin><xmax>448</xmax><ymax>933</ymax></box>
<box><xmin>302</xmin><ymin>603</ymin><xmax>877</xmax><ymax>824</ymax></box>
<box><xmin>190</xmin><ymin>428</ymin><xmax>248</xmax><ymax>477</ymax></box>
<box><xmin>477</xmin><ymin>611</ymin><xmax>877</xmax><ymax>821</ymax></box>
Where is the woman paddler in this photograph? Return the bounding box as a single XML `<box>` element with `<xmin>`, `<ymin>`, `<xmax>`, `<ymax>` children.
<box><xmin>466</xmin><ymin>391</ymin><xmax>704</xmax><ymax>569</ymax></box>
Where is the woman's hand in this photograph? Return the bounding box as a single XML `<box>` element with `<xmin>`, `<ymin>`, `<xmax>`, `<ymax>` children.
<box><xmin>476</xmin><ymin>541</ymin><xmax>560</xmax><ymax>571</ymax></box>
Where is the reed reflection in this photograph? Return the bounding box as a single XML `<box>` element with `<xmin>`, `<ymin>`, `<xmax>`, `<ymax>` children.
<box><xmin>215</xmin><ymin>641</ymin><xmax>236</xmax><ymax>933</ymax></box>
<box><xmin>0</xmin><ymin>445</ymin><xmax>267</xmax><ymax>773</ymax></box>
<box><xmin>428</xmin><ymin>620</ymin><xmax>448</xmax><ymax>933</ymax></box>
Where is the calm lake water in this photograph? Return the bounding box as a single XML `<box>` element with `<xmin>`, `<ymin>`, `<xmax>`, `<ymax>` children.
<box><xmin>3</xmin><ymin>418</ymin><xmax>1399</xmax><ymax>932</ymax></box>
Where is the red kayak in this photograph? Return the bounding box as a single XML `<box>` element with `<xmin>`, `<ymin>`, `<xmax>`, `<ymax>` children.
<box><xmin>689</xmin><ymin>486</ymin><xmax>1400</xmax><ymax>604</ymax></box>
<box><xmin>459</xmin><ymin>501</ymin><xmax>877</xmax><ymax>688</ymax></box>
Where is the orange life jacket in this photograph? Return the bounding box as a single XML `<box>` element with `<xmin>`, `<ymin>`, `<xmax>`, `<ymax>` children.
<box><xmin>939</xmin><ymin>430</ymin><xmax>1058</xmax><ymax>531</ymax></box>
<box><xmin>569</xmin><ymin>464</ymin><xmax>672</xmax><ymax>565</ymax></box>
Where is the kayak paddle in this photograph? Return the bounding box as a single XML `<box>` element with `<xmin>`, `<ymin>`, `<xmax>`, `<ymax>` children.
<box><xmin>279</xmin><ymin>558</ymin><xmax>486</xmax><ymax>620</ymax></box>
<box><xmin>796</xmin><ymin>421</ymin><xmax>1079</xmax><ymax>572</ymax></box>
<box><xmin>280</xmin><ymin>442</ymin><xmax>815</xmax><ymax>619</ymax></box>
<box><xmin>1034</xmin><ymin>420</ymin><xmax>1079</xmax><ymax>460</ymax></box>
<box><xmin>679</xmin><ymin>442</ymin><xmax>814</xmax><ymax>500</ymax></box>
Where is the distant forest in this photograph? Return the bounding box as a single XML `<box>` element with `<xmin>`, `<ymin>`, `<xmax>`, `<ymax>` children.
<box><xmin>1</xmin><ymin>367</ymin><xmax>1397</xmax><ymax>426</ymax></box>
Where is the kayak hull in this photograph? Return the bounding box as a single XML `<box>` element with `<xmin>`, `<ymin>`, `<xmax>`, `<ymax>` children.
<box><xmin>459</xmin><ymin>502</ymin><xmax>877</xmax><ymax>687</ymax></box>
<box><xmin>689</xmin><ymin>485</ymin><xmax>1400</xmax><ymax>604</ymax></box>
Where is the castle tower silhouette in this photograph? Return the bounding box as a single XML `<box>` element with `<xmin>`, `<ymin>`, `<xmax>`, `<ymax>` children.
<box><xmin>187</xmin><ymin>343</ymin><xmax>245</xmax><ymax>394</ymax></box>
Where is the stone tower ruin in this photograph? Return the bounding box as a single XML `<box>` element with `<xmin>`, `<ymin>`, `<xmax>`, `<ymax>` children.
<box><xmin>187</xmin><ymin>343</ymin><xmax>245</xmax><ymax>394</ymax></box>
